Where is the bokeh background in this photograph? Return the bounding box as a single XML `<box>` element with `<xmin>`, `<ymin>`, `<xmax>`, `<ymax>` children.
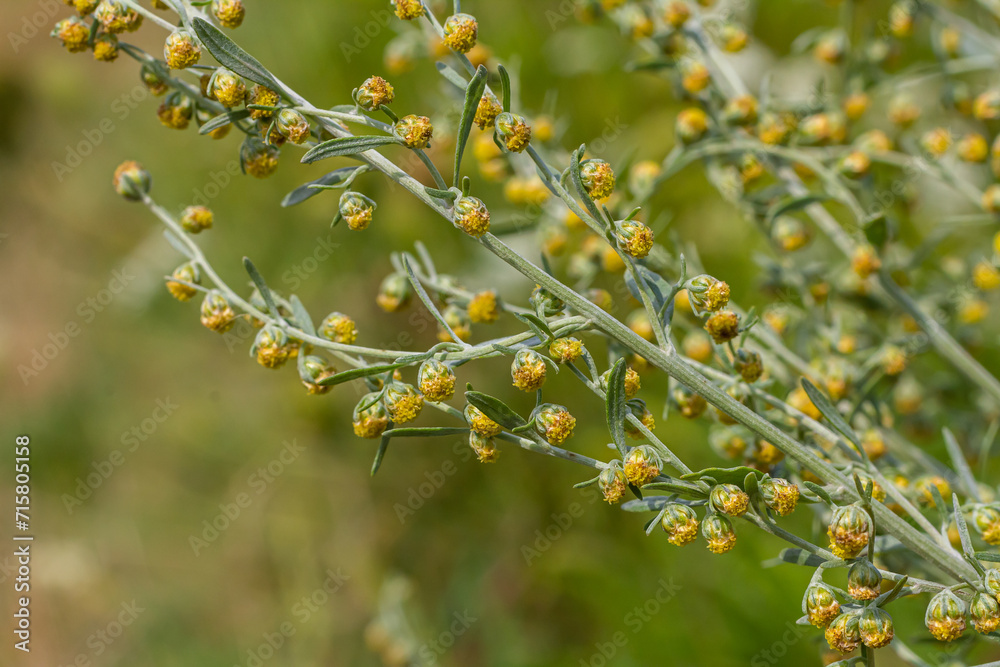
<box><xmin>2</xmin><ymin>0</ymin><xmax>998</xmax><ymax>665</ymax></box>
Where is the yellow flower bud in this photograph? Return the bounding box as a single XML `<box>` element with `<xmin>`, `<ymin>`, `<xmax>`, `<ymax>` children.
<box><xmin>166</xmin><ymin>262</ymin><xmax>200</xmax><ymax>302</ymax></box>
<box><xmin>164</xmin><ymin>28</ymin><xmax>201</xmax><ymax>69</ymax></box>
<box><xmin>443</xmin><ymin>13</ymin><xmax>478</xmax><ymax>54</ymax></box>
<box><xmin>211</xmin><ymin>0</ymin><xmax>245</xmax><ymax>28</ymax></box>
<box><xmin>661</xmin><ymin>503</ymin><xmax>699</xmax><ymax>545</ymax></box>
<box><xmin>353</xmin><ymin>393</ymin><xmax>389</xmax><ymax>438</ymax></box>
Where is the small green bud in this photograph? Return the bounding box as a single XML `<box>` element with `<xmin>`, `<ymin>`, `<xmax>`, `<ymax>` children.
<box><xmin>580</xmin><ymin>159</ymin><xmax>616</xmax><ymax>200</ymax></box>
<box><xmin>598</xmin><ymin>463</ymin><xmax>627</xmax><ymax>504</ymax></box>
<box><xmin>847</xmin><ymin>559</ymin><xmax>882</xmax><ymax>601</ymax></box>
<box><xmin>511</xmin><ymin>348</ymin><xmax>547</xmax><ymax>392</ymax></box>
<box><xmin>759</xmin><ymin>477</ymin><xmax>799</xmax><ymax>516</ymax></box>
<box><xmin>353</xmin><ymin>393</ymin><xmax>389</xmax><ymax>438</ymax></box>
<box><xmin>251</xmin><ymin>324</ymin><xmax>292</xmax><ymax>369</ymax></box>
<box><xmin>702</xmin><ymin>514</ymin><xmax>736</xmax><ymax>554</ymax></box>
<box><xmin>623</xmin><ymin>444</ymin><xmax>661</xmax><ymax>486</ymax></box>
<box><xmin>495</xmin><ymin>112</ymin><xmax>531</xmax><ymax>152</ymax></box>
<box><xmin>339</xmin><ymin>191</ymin><xmax>376</xmax><ymax>231</ymax></box>
<box><xmin>180</xmin><ymin>205</ymin><xmax>213</xmax><ymax>234</ymax></box>
<box><xmin>384</xmin><ymin>381</ymin><xmax>423</xmax><ymax>424</ymax></box>
<box><xmin>468</xmin><ymin>431</ymin><xmax>499</xmax><ymax>463</ymax></box>
<box><xmin>276</xmin><ymin>108</ymin><xmax>311</xmax><ymax>144</ymax></box>
<box><xmin>529</xmin><ymin>285</ymin><xmax>564</xmax><ymax>316</ymax></box>
<box><xmin>855</xmin><ymin>607</ymin><xmax>895</xmax><ymax>650</ymax></box>
<box><xmin>376</xmin><ymin>272</ymin><xmax>412</xmax><ymax>312</ymax></box>
<box><xmin>925</xmin><ymin>589</ymin><xmax>967</xmax><ymax>642</ymax></box>
<box><xmin>453</xmin><ymin>196</ymin><xmax>491</xmax><ymax>237</ymax></box>
<box><xmin>393</xmin><ymin>114</ymin><xmax>433</xmax><ymax>149</ymax></box>
<box><xmin>240</xmin><ymin>136</ymin><xmax>280</xmax><ymax>179</ymax></box>
<box><xmin>319</xmin><ymin>312</ymin><xmax>358</xmax><ymax>345</ymax></box>
<box><xmin>443</xmin><ymin>13</ymin><xmax>478</xmax><ymax>54</ymax></box>
<box><xmin>357</xmin><ymin>75</ymin><xmax>395</xmax><ymax>110</ymax></box>
<box><xmin>112</xmin><ymin>160</ymin><xmax>151</xmax><ymax>201</ymax></box>
<box><xmin>971</xmin><ymin>592</ymin><xmax>1000</xmax><ymax>634</ymax></box>
<box><xmin>532</xmin><ymin>403</ymin><xmax>576</xmax><ymax>445</ymax></box>
<box><xmin>166</xmin><ymin>262</ymin><xmax>200</xmax><ymax>302</ymax></box>
<box><xmin>710</xmin><ymin>483</ymin><xmax>749</xmax><ymax>517</ymax></box>
<box><xmin>827</xmin><ymin>504</ymin><xmax>872</xmax><ymax>559</ymax></box>
<box><xmin>465</xmin><ymin>403</ymin><xmax>502</xmax><ymax>437</ymax></box>
<box><xmin>660</xmin><ymin>503</ymin><xmax>699</xmax><ymax>546</ymax></box>
<box><xmin>200</xmin><ymin>290</ymin><xmax>236</xmax><ymax>333</ymax></box>
<box><xmin>804</xmin><ymin>583</ymin><xmax>840</xmax><ymax>628</ymax></box>
<box><xmin>299</xmin><ymin>355</ymin><xmax>336</xmax><ymax>394</ymax></box>
<box><xmin>825</xmin><ymin>612</ymin><xmax>861</xmax><ymax>654</ymax></box>
<box><xmin>164</xmin><ymin>28</ymin><xmax>201</xmax><ymax>69</ymax></box>
<box><xmin>212</xmin><ymin>0</ymin><xmax>245</xmax><ymax>28</ymax></box>
<box><xmin>417</xmin><ymin>359</ymin><xmax>456</xmax><ymax>402</ymax></box>
<box><xmin>613</xmin><ymin>219</ymin><xmax>654</xmax><ymax>258</ymax></box>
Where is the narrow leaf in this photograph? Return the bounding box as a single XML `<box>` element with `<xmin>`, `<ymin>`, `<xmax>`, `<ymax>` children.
<box><xmin>381</xmin><ymin>427</ymin><xmax>470</xmax><ymax>438</ymax></box>
<box><xmin>199</xmin><ymin>109</ymin><xmax>250</xmax><ymax>135</ymax></box>
<box><xmin>765</xmin><ymin>194</ymin><xmax>832</xmax><ymax>224</ymax></box>
<box><xmin>570</xmin><ymin>145</ymin><xmax>604</xmax><ymax>223</ymax></box>
<box><xmin>803</xmin><ymin>481</ymin><xmax>834</xmax><ymax>506</ymax></box>
<box><xmin>401</xmin><ymin>254</ymin><xmax>464</xmax><ymax>345</ymax></box>
<box><xmin>243</xmin><ymin>257</ymin><xmax>282</xmax><ymax>320</ymax></box>
<box><xmin>498</xmin><ymin>64</ymin><xmax>511</xmax><ymax>112</ymax></box>
<box><xmin>801</xmin><ymin>379</ymin><xmax>861</xmax><ymax>448</ymax></box>
<box><xmin>318</xmin><ymin>361</ymin><xmax>413</xmax><ymax>387</ymax></box>
<box><xmin>371</xmin><ymin>434</ymin><xmax>390</xmax><ymax>476</ymax></box>
<box><xmin>513</xmin><ymin>312</ymin><xmax>553</xmax><ymax>342</ymax></box>
<box><xmin>621</xmin><ymin>496</ymin><xmax>672</xmax><ymax>513</ymax></box>
<box><xmin>425</xmin><ymin>187</ymin><xmax>458</xmax><ymax>201</ymax></box>
<box><xmin>301</xmin><ymin>136</ymin><xmax>401</xmax><ymax>164</ymax></box>
<box><xmin>605</xmin><ymin>359</ymin><xmax>628</xmax><ymax>458</ymax></box>
<box><xmin>943</xmin><ymin>428</ymin><xmax>982</xmax><ymax>502</ymax></box>
<box><xmin>192</xmin><ymin>18</ymin><xmax>281</xmax><ymax>89</ymax></box>
<box><xmin>954</xmin><ymin>493</ymin><xmax>975</xmax><ymax>558</ymax></box>
<box><xmin>681</xmin><ymin>466</ymin><xmax>766</xmax><ymax>488</ymax></box>
<box><xmin>453</xmin><ymin>65</ymin><xmax>488</xmax><ymax>187</ymax></box>
<box><xmin>975</xmin><ymin>552</ymin><xmax>1000</xmax><ymax>563</ymax></box>
<box><xmin>771</xmin><ymin>548</ymin><xmax>829</xmax><ymax>568</ymax></box>
<box><xmin>465</xmin><ymin>390</ymin><xmax>526</xmax><ymax>430</ymax></box>
<box><xmin>281</xmin><ymin>168</ymin><xmax>358</xmax><ymax>207</ymax></box>
<box><xmin>288</xmin><ymin>295</ymin><xmax>316</xmax><ymax>337</ymax></box>
<box><xmin>163</xmin><ymin>230</ymin><xmax>193</xmax><ymax>259</ymax></box>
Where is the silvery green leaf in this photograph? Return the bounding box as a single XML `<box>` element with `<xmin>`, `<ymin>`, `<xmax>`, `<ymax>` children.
<box><xmin>465</xmin><ymin>390</ymin><xmax>526</xmax><ymax>430</ymax></box>
<box><xmin>301</xmin><ymin>136</ymin><xmax>401</xmax><ymax>164</ymax></box>
<box><xmin>605</xmin><ymin>359</ymin><xmax>628</xmax><ymax>459</ymax></box>
<box><xmin>453</xmin><ymin>65</ymin><xmax>488</xmax><ymax>187</ymax></box>
<box><xmin>281</xmin><ymin>168</ymin><xmax>358</xmax><ymax>207</ymax></box>
<box><xmin>192</xmin><ymin>18</ymin><xmax>281</xmax><ymax>90</ymax></box>
<box><xmin>198</xmin><ymin>109</ymin><xmax>250</xmax><ymax>135</ymax></box>
<box><xmin>243</xmin><ymin>257</ymin><xmax>282</xmax><ymax>321</ymax></box>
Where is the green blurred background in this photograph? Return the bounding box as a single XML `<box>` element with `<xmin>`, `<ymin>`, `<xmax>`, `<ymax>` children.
<box><xmin>0</xmin><ymin>0</ymin><xmax>992</xmax><ymax>665</ymax></box>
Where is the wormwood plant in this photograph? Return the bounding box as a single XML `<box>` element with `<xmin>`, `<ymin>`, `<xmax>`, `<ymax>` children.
<box><xmin>49</xmin><ymin>0</ymin><xmax>1000</xmax><ymax>662</ymax></box>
